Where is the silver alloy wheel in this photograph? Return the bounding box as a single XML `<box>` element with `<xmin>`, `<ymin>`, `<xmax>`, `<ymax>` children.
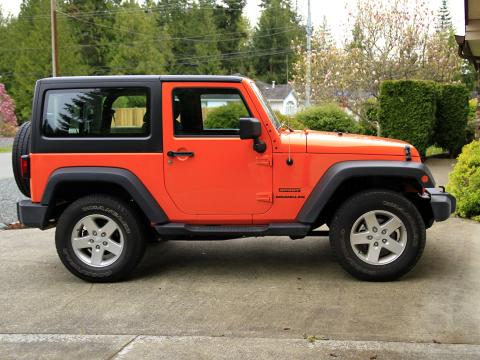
<box><xmin>349</xmin><ymin>210</ymin><xmax>407</xmax><ymax>266</ymax></box>
<box><xmin>71</xmin><ymin>214</ymin><xmax>124</xmax><ymax>268</ymax></box>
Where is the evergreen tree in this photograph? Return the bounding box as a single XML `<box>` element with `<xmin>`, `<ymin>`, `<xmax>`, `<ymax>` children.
<box><xmin>437</xmin><ymin>0</ymin><xmax>452</xmax><ymax>32</ymax></box>
<box><xmin>213</xmin><ymin>0</ymin><xmax>249</xmax><ymax>74</ymax></box>
<box><xmin>317</xmin><ymin>16</ymin><xmax>334</xmax><ymax>51</ymax></box>
<box><xmin>158</xmin><ymin>0</ymin><xmax>221</xmax><ymax>74</ymax></box>
<box><xmin>7</xmin><ymin>0</ymin><xmax>87</xmax><ymax>120</ymax></box>
<box><xmin>107</xmin><ymin>1</ymin><xmax>172</xmax><ymax>74</ymax></box>
<box><xmin>251</xmin><ymin>0</ymin><xmax>304</xmax><ymax>83</ymax></box>
<box><xmin>64</xmin><ymin>0</ymin><xmax>120</xmax><ymax>74</ymax></box>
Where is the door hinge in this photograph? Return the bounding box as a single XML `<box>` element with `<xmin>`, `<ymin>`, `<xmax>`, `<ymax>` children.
<box><xmin>256</xmin><ymin>156</ymin><xmax>272</xmax><ymax>167</ymax></box>
<box><xmin>256</xmin><ymin>192</ymin><xmax>273</xmax><ymax>203</ymax></box>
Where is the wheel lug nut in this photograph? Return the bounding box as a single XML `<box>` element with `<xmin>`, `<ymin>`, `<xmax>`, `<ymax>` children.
<box><xmin>382</xmin><ymin>239</ymin><xmax>387</xmax><ymax>243</ymax></box>
<box><xmin>374</xmin><ymin>242</ymin><xmax>379</xmax><ymax>247</ymax></box>
<box><xmin>95</xmin><ymin>245</ymin><xmax>100</xmax><ymax>249</ymax></box>
<box><xmin>103</xmin><ymin>241</ymin><xmax>108</xmax><ymax>246</ymax></box>
<box><xmin>101</xmin><ymin>232</ymin><xmax>106</xmax><ymax>237</ymax></box>
<box><xmin>92</xmin><ymin>231</ymin><xmax>97</xmax><ymax>236</ymax></box>
<box><xmin>381</xmin><ymin>230</ymin><xmax>387</xmax><ymax>234</ymax></box>
<box><xmin>89</xmin><ymin>239</ymin><xmax>94</xmax><ymax>243</ymax></box>
<box><xmin>367</xmin><ymin>235</ymin><xmax>373</xmax><ymax>240</ymax></box>
<box><xmin>372</xmin><ymin>227</ymin><xmax>378</xmax><ymax>233</ymax></box>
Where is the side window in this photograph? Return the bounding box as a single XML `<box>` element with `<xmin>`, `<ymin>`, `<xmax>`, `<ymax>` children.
<box><xmin>172</xmin><ymin>88</ymin><xmax>250</xmax><ymax>136</ymax></box>
<box><xmin>43</xmin><ymin>88</ymin><xmax>149</xmax><ymax>137</ymax></box>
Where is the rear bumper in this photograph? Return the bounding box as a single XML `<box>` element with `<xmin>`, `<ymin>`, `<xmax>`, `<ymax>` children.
<box><xmin>17</xmin><ymin>200</ymin><xmax>49</xmax><ymax>228</ymax></box>
<box><xmin>425</xmin><ymin>188</ymin><xmax>456</xmax><ymax>222</ymax></box>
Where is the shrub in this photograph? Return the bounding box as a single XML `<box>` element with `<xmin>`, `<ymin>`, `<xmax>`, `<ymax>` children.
<box><xmin>203</xmin><ymin>102</ymin><xmax>249</xmax><ymax>129</ymax></box>
<box><xmin>425</xmin><ymin>145</ymin><xmax>446</xmax><ymax>157</ymax></box>
<box><xmin>274</xmin><ymin>111</ymin><xmax>305</xmax><ymax>130</ymax></box>
<box><xmin>359</xmin><ymin>98</ymin><xmax>379</xmax><ymax>136</ymax></box>
<box><xmin>447</xmin><ymin>140</ymin><xmax>480</xmax><ymax>221</ymax></box>
<box><xmin>0</xmin><ymin>84</ymin><xmax>18</xmax><ymax>136</ymax></box>
<box><xmin>466</xmin><ymin>99</ymin><xmax>477</xmax><ymax>143</ymax></box>
<box><xmin>468</xmin><ymin>98</ymin><xmax>477</xmax><ymax>122</ymax></box>
<box><xmin>435</xmin><ymin>84</ymin><xmax>470</xmax><ymax>157</ymax></box>
<box><xmin>378</xmin><ymin>80</ymin><xmax>438</xmax><ymax>157</ymax></box>
<box><xmin>295</xmin><ymin>103</ymin><xmax>359</xmax><ymax>133</ymax></box>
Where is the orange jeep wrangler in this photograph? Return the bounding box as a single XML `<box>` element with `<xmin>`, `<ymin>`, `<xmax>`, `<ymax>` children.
<box><xmin>13</xmin><ymin>75</ymin><xmax>455</xmax><ymax>282</ymax></box>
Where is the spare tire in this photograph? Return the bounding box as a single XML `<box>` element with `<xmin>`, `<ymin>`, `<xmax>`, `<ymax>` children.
<box><xmin>12</xmin><ymin>121</ymin><xmax>31</xmax><ymax>197</ymax></box>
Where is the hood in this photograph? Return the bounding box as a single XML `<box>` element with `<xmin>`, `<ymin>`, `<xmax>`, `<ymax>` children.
<box><xmin>305</xmin><ymin>130</ymin><xmax>419</xmax><ymax>157</ymax></box>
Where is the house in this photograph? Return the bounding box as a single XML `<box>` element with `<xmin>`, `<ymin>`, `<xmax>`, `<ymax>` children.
<box><xmin>456</xmin><ymin>0</ymin><xmax>480</xmax><ymax>137</ymax></box>
<box><xmin>256</xmin><ymin>81</ymin><xmax>299</xmax><ymax>116</ymax></box>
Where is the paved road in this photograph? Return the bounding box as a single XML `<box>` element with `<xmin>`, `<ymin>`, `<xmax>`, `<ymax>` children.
<box><xmin>0</xmin><ymin>217</ymin><xmax>479</xmax><ymax>359</ymax></box>
<box><xmin>0</xmin><ymin>152</ymin><xmax>13</xmax><ymax>179</ymax></box>
<box><xmin>0</xmin><ymin>136</ymin><xmax>13</xmax><ymax>149</ymax></box>
<box><xmin>0</xmin><ymin>152</ymin><xmax>26</xmax><ymax>225</ymax></box>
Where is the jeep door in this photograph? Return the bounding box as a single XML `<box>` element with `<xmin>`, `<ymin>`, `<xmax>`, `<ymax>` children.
<box><xmin>162</xmin><ymin>81</ymin><xmax>273</xmax><ymax>217</ymax></box>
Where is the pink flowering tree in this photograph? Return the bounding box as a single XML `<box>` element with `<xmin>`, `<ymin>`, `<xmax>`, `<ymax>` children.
<box><xmin>0</xmin><ymin>84</ymin><xmax>17</xmax><ymax>136</ymax></box>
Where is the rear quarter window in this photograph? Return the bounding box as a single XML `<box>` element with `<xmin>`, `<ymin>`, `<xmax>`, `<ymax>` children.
<box><xmin>42</xmin><ymin>88</ymin><xmax>150</xmax><ymax>137</ymax></box>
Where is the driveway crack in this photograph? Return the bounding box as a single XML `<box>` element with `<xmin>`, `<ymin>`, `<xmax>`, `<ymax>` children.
<box><xmin>62</xmin><ymin>283</ymin><xmax>94</xmax><ymax>309</ymax></box>
<box><xmin>107</xmin><ymin>335</ymin><xmax>139</xmax><ymax>360</ymax></box>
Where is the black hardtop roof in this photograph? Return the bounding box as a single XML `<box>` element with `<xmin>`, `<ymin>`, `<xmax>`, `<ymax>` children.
<box><xmin>38</xmin><ymin>75</ymin><xmax>247</xmax><ymax>84</ymax></box>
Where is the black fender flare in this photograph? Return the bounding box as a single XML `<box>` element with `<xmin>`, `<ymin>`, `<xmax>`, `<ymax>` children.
<box><xmin>42</xmin><ymin>167</ymin><xmax>169</xmax><ymax>224</ymax></box>
<box><xmin>296</xmin><ymin>161</ymin><xmax>435</xmax><ymax>224</ymax></box>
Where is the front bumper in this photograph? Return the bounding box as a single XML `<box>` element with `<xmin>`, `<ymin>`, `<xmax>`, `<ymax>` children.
<box><xmin>425</xmin><ymin>188</ymin><xmax>456</xmax><ymax>222</ymax></box>
<box><xmin>17</xmin><ymin>200</ymin><xmax>49</xmax><ymax>228</ymax></box>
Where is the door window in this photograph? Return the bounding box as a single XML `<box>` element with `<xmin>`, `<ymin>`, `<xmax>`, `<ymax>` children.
<box><xmin>172</xmin><ymin>88</ymin><xmax>251</xmax><ymax>136</ymax></box>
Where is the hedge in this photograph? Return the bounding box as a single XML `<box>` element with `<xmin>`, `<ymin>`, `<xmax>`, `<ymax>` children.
<box><xmin>435</xmin><ymin>84</ymin><xmax>470</xmax><ymax>157</ymax></box>
<box><xmin>203</xmin><ymin>102</ymin><xmax>249</xmax><ymax>129</ymax></box>
<box><xmin>447</xmin><ymin>140</ymin><xmax>480</xmax><ymax>221</ymax></box>
<box><xmin>378</xmin><ymin>80</ymin><xmax>438</xmax><ymax>156</ymax></box>
<box><xmin>294</xmin><ymin>103</ymin><xmax>359</xmax><ymax>133</ymax></box>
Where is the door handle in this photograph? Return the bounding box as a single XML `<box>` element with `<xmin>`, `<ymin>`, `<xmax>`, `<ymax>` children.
<box><xmin>167</xmin><ymin>150</ymin><xmax>194</xmax><ymax>158</ymax></box>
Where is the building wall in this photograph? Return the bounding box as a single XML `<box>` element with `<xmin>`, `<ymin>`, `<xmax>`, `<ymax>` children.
<box><xmin>270</xmin><ymin>101</ymin><xmax>284</xmax><ymax>114</ymax></box>
<box><xmin>282</xmin><ymin>92</ymin><xmax>298</xmax><ymax>116</ymax></box>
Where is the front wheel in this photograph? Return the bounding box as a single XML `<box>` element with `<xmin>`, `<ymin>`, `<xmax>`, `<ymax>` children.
<box><xmin>329</xmin><ymin>190</ymin><xmax>426</xmax><ymax>281</ymax></box>
<box><xmin>55</xmin><ymin>194</ymin><xmax>146</xmax><ymax>282</ymax></box>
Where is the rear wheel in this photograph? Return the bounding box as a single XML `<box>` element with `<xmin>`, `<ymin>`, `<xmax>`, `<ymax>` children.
<box><xmin>12</xmin><ymin>121</ymin><xmax>31</xmax><ymax>197</ymax></box>
<box><xmin>55</xmin><ymin>194</ymin><xmax>146</xmax><ymax>282</ymax></box>
<box><xmin>329</xmin><ymin>190</ymin><xmax>426</xmax><ymax>281</ymax></box>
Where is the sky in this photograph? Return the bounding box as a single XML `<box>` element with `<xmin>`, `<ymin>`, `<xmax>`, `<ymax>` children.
<box><xmin>0</xmin><ymin>0</ymin><xmax>466</xmax><ymax>42</ymax></box>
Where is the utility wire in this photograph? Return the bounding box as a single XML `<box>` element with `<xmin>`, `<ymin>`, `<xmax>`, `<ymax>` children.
<box><xmin>0</xmin><ymin>27</ymin><xmax>296</xmax><ymax>53</ymax></box>
<box><xmin>5</xmin><ymin>3</ymin><xmax>247</xmax><ymax>22</ymax></box>
<box><xmin>0</xmin><ymin>46</ymin><xmax>299</xmax><ymax>78</ymax></box>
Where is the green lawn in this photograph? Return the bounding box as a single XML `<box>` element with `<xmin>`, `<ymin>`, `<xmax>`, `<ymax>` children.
<box><xmin>0</xmin><ymin>146</ymin><xmax>12</xmax><ymax>153</ymax></box>
<box><xmin>426</xmin><ymin>145</ymin><xmax>446</xmax><ymax>157</ymax></box>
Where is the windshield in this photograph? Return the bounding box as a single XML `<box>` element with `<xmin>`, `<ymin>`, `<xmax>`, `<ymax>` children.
<box><xmin>250</xmin><ymin>82</ymin><xmax>282</xmax><ymax>129</ymax></box>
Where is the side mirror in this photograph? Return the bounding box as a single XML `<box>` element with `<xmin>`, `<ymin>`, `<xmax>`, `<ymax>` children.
<box><xmin>239</xmin><ymin>117</ymin><xmax>262</xmax><ymax>139</ymax></box>
<box><xmin>239</xmin><ymin>118</ymin><xmax>266</xmax><ymax>153</ymax></box>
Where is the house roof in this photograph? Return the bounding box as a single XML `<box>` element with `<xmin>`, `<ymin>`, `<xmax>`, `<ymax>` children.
<box><xmin>256</xmin><ymin>81</ymin><xmax>294</xmax><ymax>101</ymax></box>
<box><xmin>457</xmin><ymin>0</ymin><xmax>480</xmax><ymax>70</ymax></box>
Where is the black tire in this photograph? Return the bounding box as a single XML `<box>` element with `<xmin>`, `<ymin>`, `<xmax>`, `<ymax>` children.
<box><xmin>12</xmin><ymin>121</ymin><xmax>31</xmax><ymax>197</ymax></box>
<box><xmin>55</xmin><ymin>194</ymin><xmax>146</xmax><ymax>282</ymax></box>
<box><xmin>329</xmin><ymin>190</ymin><xmax>426</xmax><ymax>281</ymax></box>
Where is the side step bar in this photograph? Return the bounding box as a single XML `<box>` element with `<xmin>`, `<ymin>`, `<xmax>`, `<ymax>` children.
<box><xmin>154</xmin><ymin>223</ymin><xmax>312</xmax><ymax>238</ymax></box>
